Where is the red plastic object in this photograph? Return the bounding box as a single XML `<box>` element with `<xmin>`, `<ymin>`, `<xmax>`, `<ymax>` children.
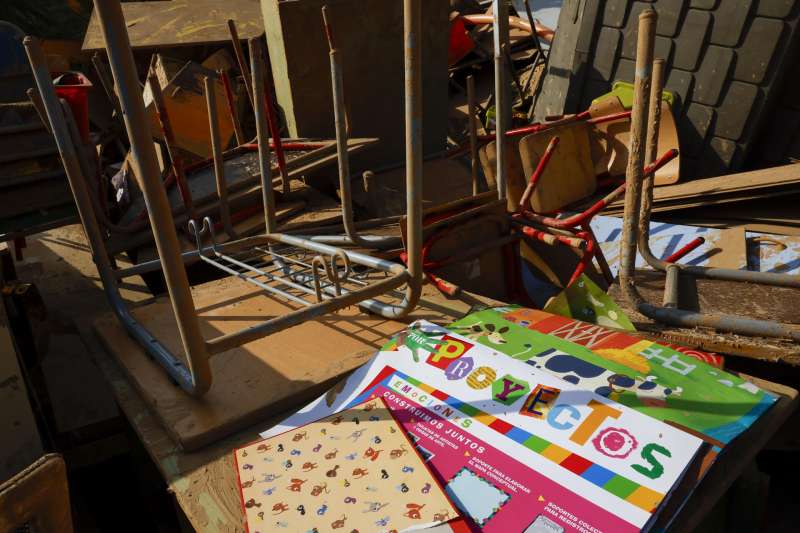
<box><xmin>448</xmin><ymin>16</ymin><xmax>475</xmax><ymax>66</ymax></box>
<box><xmin>664</xmin><ymin>236</ymin><xmax>705</xmax><ymax>263</ymax></box>
<box><xmin>53</xmin><ymin>72</ymin><xmax>93</xmax><ymax>143</ymax></box>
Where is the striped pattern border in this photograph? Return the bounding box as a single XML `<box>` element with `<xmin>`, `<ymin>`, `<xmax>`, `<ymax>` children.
<box><xmin>397</xmin><ymin>372</ymin><xmax>664</xmax><ymax>513</ymax></box>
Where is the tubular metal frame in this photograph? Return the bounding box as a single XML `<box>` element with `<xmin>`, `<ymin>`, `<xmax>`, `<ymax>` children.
<box><xmin>25</xmin><ymin>0</ymin><xmax>424</xmax><ymax>397</ymax></box>
<box><xmin>306</xmin><ymin>6</ymin><xmax>402</xmax><ymax>251</ymax></box>
<box><xmin>618</xmin><ymin>9</ymin><xmax>800</xmax><ymax>342</ymax></box>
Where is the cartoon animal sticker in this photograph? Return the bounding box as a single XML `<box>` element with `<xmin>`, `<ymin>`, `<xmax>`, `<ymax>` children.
<box><xmin>390</xmin><ymin>444</ymin><xmax>408</xmax><ymax>459</ymax></box>
<box><xmin>311</xmin><ymin>483</ymin><xmax>329</xmax><ymax>496</ymax></box>
<box><xmin>404</xmin><ymin>503</ymin><xmax>425</xmax><ymax>519</ymax></box>
<box><xmin>363</xmin><ymin>501</ymin><xmax>389</xmax><ymax>513</ymax></box>
<box><xmin>287</xmin><ymin>478</ymin><xmax>307</xmax><ymax>492</ymax></box>
<box><xmin>433</xmin><ymin>510</ymin><xmax>450</xmax><ymax>521</ymax></box>
<box><xmin>363</xmin><ymin>447</ymin><xmax>383</xmax><ymax>461</ymax></box>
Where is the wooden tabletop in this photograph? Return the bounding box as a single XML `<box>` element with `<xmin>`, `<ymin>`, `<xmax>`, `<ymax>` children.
<box><xmin>87</xmin><ymin>300</ymin><xmax>798</xmax><ymax>532</ymax></box>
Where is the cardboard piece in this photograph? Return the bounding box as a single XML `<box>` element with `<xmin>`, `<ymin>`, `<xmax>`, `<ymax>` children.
<box><xmin>142</xmin><ymin>54</ymin><xmax>235</xmax><ymax>158</ymax></box>
<box><xmin>235</xmin><ymin>398</ymin><xmax>458</xmax><ymax>532</ymax></box>
<box><xmin>543</xmin><ymin>274</ymin><xmax>636</xmax><ymax>331</ymax></box>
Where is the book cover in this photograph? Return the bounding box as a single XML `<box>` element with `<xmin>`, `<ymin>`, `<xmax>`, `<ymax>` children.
<box><xmin>262</xmin><ymin>322</ymin><xmax>703</xmax><ymax>532</ymax></box>
<box><xmin>447</xmin><ymin>307</ymin><xmax>774</xmax><ymax>448</ymax></box>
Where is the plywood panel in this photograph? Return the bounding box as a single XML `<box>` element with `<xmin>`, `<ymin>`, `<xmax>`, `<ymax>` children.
<box><xmin>82</xmin><ymin>0</ymin><xmax>264</xmax><ymax>51</ymax></box>
<box><xmin>95</xmin><ymin>279</ymin><xmax>501</xmax><ymax>450</ymax></box>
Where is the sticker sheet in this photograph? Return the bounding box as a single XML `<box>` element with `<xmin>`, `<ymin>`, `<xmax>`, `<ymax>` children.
<box><xmin>235</xmin><ymin>398</ymin><xmax>458</xmax><ymax>533</ymax></box>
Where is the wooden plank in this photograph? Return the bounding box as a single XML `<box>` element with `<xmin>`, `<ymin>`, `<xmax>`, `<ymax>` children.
<box><xmin>608</xmin><ymin>270</ymin><xmax>800</xmax><ymax>364</ymax></box>
<box><xmin>606</xmin><ymin>163</ymin><xmax>800</xmax><ymax>212</ymax></box>
<box><xmin>82</xmin><ymin>0</ymin><xmax>264</xmax><ymax>52</ymax></box>
<box><xmin>0</xmin><ymin>298</ymin><xmax>43</xmax><ymax>482</ymax></box>
<box><xmin>0</xmin><ymin>454</ymin><xmax>72</xmax><ymax>532</ymax></box>
<box><xmin>94</xmin><ymin>280</ymin><xmax>503</xmax><ymax>450</ymax></box>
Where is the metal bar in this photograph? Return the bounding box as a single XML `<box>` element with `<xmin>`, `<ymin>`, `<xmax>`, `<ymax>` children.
<box><xmin>258</xmin><ymin>38</ymin><xmax>290</xmax><ymax>195</ymax></box>
<box><xmin>618</xmin><ymin>8</ymin><xmax>655</xmax><ymax>308</ymax></box>
<box><xmin>582</xmin><ymin>223</ymin><xmax>615</xmax><ymax>285</ymax></box>
<box><xmin>467</xmin><ymin>74</ymin><xmax>480</xmax><ymax>196</ymax></box>
<box><xmin>91</xmin><ymin>0</ymin><xmax>212</xmax><ymax>395</ymax></box>
<box><xmin>517</xmin><ymin>225</ymin><xmax>586</xmax><ymax>249</ymax></box>
<box><xmin>206</xmin><ymin>268</ymin><xmax>408</xmax><ymax>353</ymax></box>
<box><xmin>204</xmin><ymin>76</ymin><xmax>235</xmax><ymax>238</ymax></box>
<box><xmin>314</xmin><ymin>5</ymin><xmax>400</xmax><ymax>251</ymax></box>
<box><xmin>227</xmin><ymin>19</ymin><xmax>254</xmax><ymax>110</ymax></box>
<box><xmin>518</xmin><ymin>135</ymin><xmax>559</xmax><ymax>211</ymax></box>
<box><xmin>24</xmin><ymin>34</ymin><xmax>208</xmax><ymax>395</ymax></box>
<box><xmin>371</xmin><ymin>0</ymin><xmax>423</xmax><ymax>319</ymax></box>
<box><xmin>91</xmin><ymin>51</ymin><xmax>124</xmax><ymax>123</ymax></box>
<box><xmin>148</xmin><ymin>69</ymin><xmax>196</xmax><ymax>219</ymax></box>
<box><xmin>635</xmin><ymin>61</ymin><xmax>800</xmax><ymax>289</ymax></box>
<box><xmin>220</xmin><ymin>69</ymin><xmax>245</xmax><ymax>146</ymax></box>
<box><xmin>663</xmin><ymin>264</ymin><xmax>679</xmax><ymax>308</ymax></box>
<box><xmin>250</xmin><ymin>38</ymin><xmax>277</xmax><ymax>235</ymax></box>
<box><xmin>25</xmin><ymin>87</ymin><xmax>52</xmax><ymax>135</ymax></box>
<box><xmin>567</xmin><ymin>231</ymin><xmax>596</xmax><ymax>286</ymax></box>
<box><xmin>492</xmin><ymin>0</ymin><xmax>510</xmax><ymax>202</ymax></box>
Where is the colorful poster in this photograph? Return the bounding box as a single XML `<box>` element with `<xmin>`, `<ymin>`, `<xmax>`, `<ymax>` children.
<box><xmin>448</xmin><ymin>307</ymin><xmax>774</xmax><ymax>447</ymax></box>
<box><xmin>263</xmin><ymin>322</ymin><xmax>703</xmax><ymax>532</ymax></box>
<box><xmin>235</xmin><ymin>398</ymin><xmax>458</xmax><ymax>533</ymax></box>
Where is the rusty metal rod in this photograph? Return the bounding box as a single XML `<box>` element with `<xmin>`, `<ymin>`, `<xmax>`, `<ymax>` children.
<box><xmin>220</xmin><ymin>69</ymin><xmax>245</xmax><ymax>146</ymax></box>
<box><xmin>24</xmin><ymin>34</ymin><xmax>212</xmax><ymax>396</ymax></box>
<box><xmin>393</xmin><ymin>0</ymin><xmax>424</xmax><ymax>317</ymax></box>
<box><xmin>636</xmin><ymin>60</ymin><xmax>800</xmax><ymax>289</ymax></box>
<box><xmin>257</xmin><ymin>38</ymin><xmax>290</xmax><ymax>195</ymax></box>
<box><xmin>310</xmin><ymin>5</ymin><xmax>401</xmax><ymax>250</ymax></box>
<box><xmin>250</xmin><ymin>38</ymin><xmax>277</xmax><ymax>236</ymax></box>
<box><xmin>663</xmin><ymin>264</ymin><xmax>680</xmax><ymax>308</ymax></box>
<box><xmin>204</xmin><ymin>75</ymin><xmax>235</xmax><ymax>238</ymax></box>
<box><xmin>92</xmin><ymin>0</ymin><xmax>212</xmax><ymax>395</ymax></box>
<box><xmin>467</xmin><ymin>74</ymin><xmax>480</xmax><ymax>196</ymax></box>
<box><xmin>664</xmin><ymin>237</ymin><xmax>704</xmax><ymax>263</ymax></box>
<box><xmin>619</xmin><ymin>10</ymin><xmax>800</xmax><ymax>341</ymax></box>
<box><xmin>227</xmin><ymin>19</ymin><xmax>254</xmax><ymax>110</ymax></box>
<box><xmin>91</xmin><ymin>51</ymin><xmax>124</xmax><ymax>123</ymax></box>
<box><xmin>148</xmin><ymin>69</ymin><xmax>196</xmax><ymax>219</ymax></box>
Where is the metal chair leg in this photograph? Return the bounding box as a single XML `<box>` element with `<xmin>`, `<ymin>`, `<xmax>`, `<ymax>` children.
<box><xmin>617</xmin><ymin>9</ymin><xmax>800</xmax><ymax>342</ymax></box>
